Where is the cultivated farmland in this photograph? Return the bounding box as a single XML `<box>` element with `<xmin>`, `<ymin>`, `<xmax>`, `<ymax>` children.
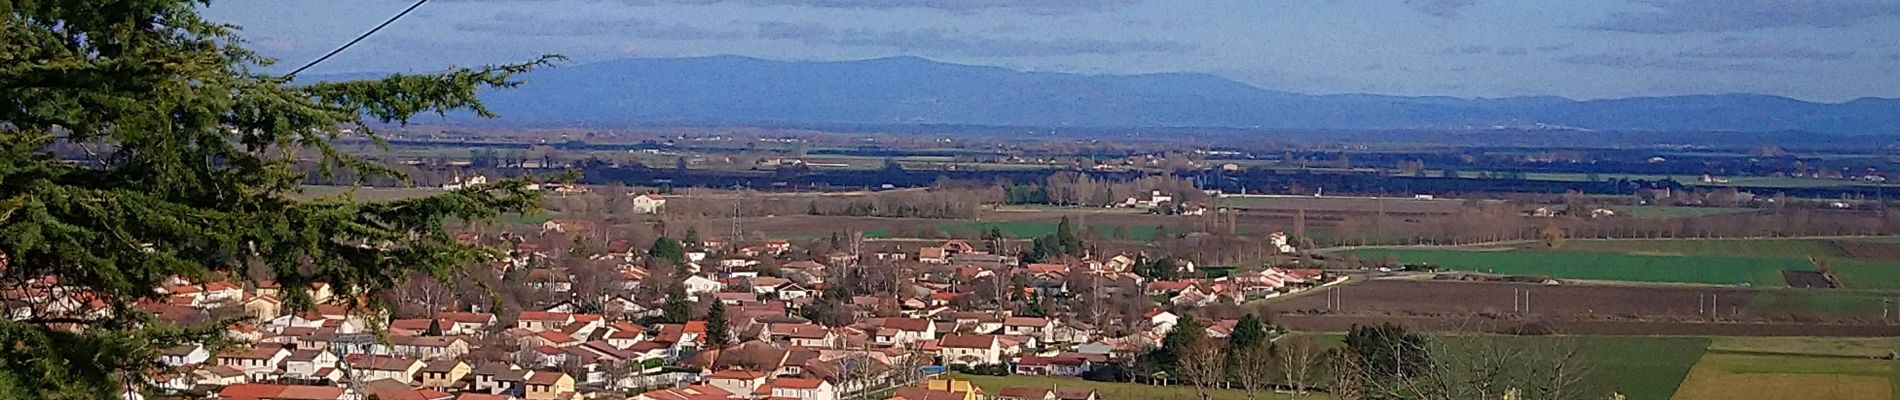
<box><xmin>1671</xmin><ymin>353</ymin><xmax>1894</xmax><ymax>400</ymax></box>
<box><xmin>1342</xmin><ymin>248</ymin><xmax>1805</xmax><ymax>286</ymax></box>
<box><xmin>1343</xmin><ymin>238</ymin><xmax>1900</xmax><ymax>289</ymax></box>
<box><xmin>1262</xmin><ymin>280</ymin><xmax>1900</xmax><ymax>336</ymax></box>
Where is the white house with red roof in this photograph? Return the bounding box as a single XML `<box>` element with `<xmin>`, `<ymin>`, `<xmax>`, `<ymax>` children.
<box><xmin>632</xmin><ymin>194</ymin><xmax>668</xmax><ymax>214</ymax></box>
<box><xmin>938</xmin><ymin>335</ymin><xmax>1002</xmax><ymax>367</ymax></box>
<box><xmin>217</xmin><ymin>346</ymin><xmax>290</xmax><ymax>381</ymax></box>
<box><xmin>769</xmin><ymin>377</ymin><xmax>838</xmax><ymax>400</ymax></box>
<box><xmin>706</xmin><ymin>369</ymin><xmax>769</xmax><ymax>395</ymax></box>
<box><xmin>634</xmin><ymin>384</ymin><xmax>733</xmax><ymax>400</ymax></box>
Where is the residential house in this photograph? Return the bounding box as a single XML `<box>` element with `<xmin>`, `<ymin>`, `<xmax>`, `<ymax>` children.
<box><xmin>770</xmin><ymin>324</ymin><xmax>838</xmax><ymax>348</ymax></box>
<box><xmin>281</xmin><ymin>350</ymin><xmax>340</xmax><ymax>381</ymax></box>
<box><xmin>441</xmin><ymin>311</ymin><xmax>500</xmax><ymax>333</ymax></box>
<box><xmin>217</xmin><ymin>384</ymin><xmax>349</xmax><ymax>400</ymax></box>
<box><xmin>1145</xmin><ymin>310</ymin><xmax>1179</xmax><ymax>334</ymax></box>
<box><xmin>769</xmin><ymin>378</ymin><xmax>837</xmax><ymax>400</ymax></box>
<box><xmin>1001</xmin><ymin>317</ymin><xmax>1054</xmax><ymax>343</ymax></box>
<box><xmin>706</xmin><ymin>369</ymin><xmax>769</xmax><ymax>395</ymax></box>
<box><xmin>1012</xmin><ymin>356</ymin><xmax>1091</xmax><ymax>377</ymax></box>
<box><xmin>389</xmin><ymin>335</ymin><xmax>471</xmax><ymax>360</ymax></box>
<box><xmin>161</xmin><ymin>344</ymin><xmax>210</xmax><ymax>367</ymax></box>
<box><xmin>634</xmin><ymin>385</ymin><xmax>733</xmax><ymax>400</ymax></box>
<box><xmin>517</xmin><ymin>312</ymin><xmax>576</xmax><ymax>332</ymax></box>
<box><xmin>218</xmin><ymin>346</ymin><xmax>291</xmax><ymax>381</ymax></box>
<box><xmin>347</xmin><ymin>356</ymin><xmax>424</xmax><ymax>384</ymax></box>
<box><xmin>522</xmin><ymin>371</ymin><xmax>576</xmax><ymax>400</ymax></box>
<box><xmin>918</xmin><ymin>247</ymin><xmax>949</xmax><ymax>264</ymax></box>
<box><xmin>1054</xmin><ymin>389</ymin><xmax>1100</xmax><ymax>400</ymax></box>
<box><xmin>996</xmin><ymin>387</ymin><xmax>1056</xmax><ymax>400</ymax></box>
<box><xmin>775</xmin><ymin>283</ymin><xmax>815</xmax><ymax>301</ymax></box>
<box><xmin>876</xmin><ymin>318</ymin><xmax>935</xmax><ymax>346</ymax></box>
<box><xmin>603</xmin><ymin>322</ymin><xmax>647</xmax><ymax>349</ymax></box>
<box><xmin>631</xmin><ymin>194</ymin><xmax>667</xmax><ymax>214</ymax></box>
<box><xmin>245</xmin><ymin>295</ymin><xmax>283</xmax><ymax>321</ymax></box>
<box><xmin>1049</xmin><ymin>321</ymin><xmax>1097</xmax><ymax>344</ymax></box>
<box><xmin>471</xmin><ymin>363</ymin><xmax>526</xmax><ymax>394</ymax></box>
<box><xmin>899</xmin><ymin>380</ymin><xmax>984</xmax><ymax>400</ymax></box>
<box><xmin>420</xmin><ymin>359</ymin><xmax>472</xmax><ymax>389</ymax></box>
<box><xmin>683</xmin><ymin>276</ymin><xmax>724</xmax><ymax>300</ymax></box>
<box><xmin>195</xmin><ymin>365</ymin><xmax>250</xmax><ymax>387</ymax></box>
<box><xmin>938</xmin><ymin>335</ymin><xmax>1002</xmax><ymax>367</ymax></box>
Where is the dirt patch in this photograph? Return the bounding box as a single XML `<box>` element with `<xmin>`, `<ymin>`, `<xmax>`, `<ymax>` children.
<box><xmin>1835</xmin><ymin>241</ymin><xmax>1900</xmax><ymax>259</ymax></box>
<box><xmin>1781</xmin><ymin>270</ymin><xmax>1836</xmax><ymax>288</ymax></box>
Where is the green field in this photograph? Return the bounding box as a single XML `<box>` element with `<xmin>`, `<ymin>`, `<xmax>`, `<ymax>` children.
<box><xmin>1012</xmin><ymin>334</ymin><xmax>1891</xmax><ymax>400</ymax></box>
<box><xmin>1345</xmin><ymin>248</ymin><xmax>1805</xmax><ymax>285</ymax></box>
<box><xmin>947</xmin><ymin>373</ymin><xmax>1323</xmax><ymax>400</ymax></box>
<box><xmin>1708</xmin><ymin>337</ymin><xmax>1900</xmax><ymax>358</ymax></box>
<box><xmin>1830</xmin><ymin>259</ymin><xmax>1900</xmax><ymax>291</ymax></box>
<box><xmin>1293</xmin><ymin>334</ymin><xmax>1707</xmax><ymax>400</ymax></box>
<box><xmin>1547</xmin><ymin>239</ymin><xmax>1846</xmax><ymax>259</ymax></box>
<box><xmin>1347</xmin><ymin>239</ymin><xmax>1900</xmax><ymax>289</ymax></box>
<box><xmin>1429</xmin><ymin>336</ymin><xmax>1709</xmax><ymax>400</ymax></box>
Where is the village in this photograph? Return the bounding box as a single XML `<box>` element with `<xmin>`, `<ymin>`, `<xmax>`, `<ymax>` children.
<box><xmin>39</xmin><ymin>203</ymin><xmax>1337</xmax><ymax>400</ymax></box>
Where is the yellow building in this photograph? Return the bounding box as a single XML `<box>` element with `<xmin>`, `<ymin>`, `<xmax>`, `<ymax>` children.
<box><xmin>419</xmin><ymin>359</ymin><xmax>469</xmax><ymax>389</ymax></box>
<box><xmin>523</xmin><ymin>371</ymin><xmax>576</xmax><ymax>400</ymax></box>
<box><xmin>888</xmin><ymin>379</ymin><xmax>984</xmax><ymax>400</ymax></box>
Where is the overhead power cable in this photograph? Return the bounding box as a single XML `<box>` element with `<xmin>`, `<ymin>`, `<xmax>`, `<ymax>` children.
<box><xmin>284</xmin><ymin>0</ymin><xmax>431</xmax><ymax>79</ymax></box>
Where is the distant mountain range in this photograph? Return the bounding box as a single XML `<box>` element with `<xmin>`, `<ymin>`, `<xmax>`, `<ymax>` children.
<box><xmin>332</xmin><ymin>55</ymin><xmax>1900</xmax><ymax>134</ymax></box>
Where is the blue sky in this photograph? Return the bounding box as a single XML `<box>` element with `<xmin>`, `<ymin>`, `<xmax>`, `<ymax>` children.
<box><xmin>205</xmin><ymin>0</ymin><xmax>1900</xmax><ymax>102</ymax></box>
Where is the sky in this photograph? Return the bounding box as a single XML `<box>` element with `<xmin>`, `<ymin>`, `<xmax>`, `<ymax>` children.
<box><xmin>204</xmin><ymin>0</ymin><xmax>1900</xmax><ymax>102</ymax></box>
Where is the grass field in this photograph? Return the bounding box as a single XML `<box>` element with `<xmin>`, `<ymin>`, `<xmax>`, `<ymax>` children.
<box><xmin>1350</xmin><ymin>239</ymin><xmax>1900</xmax><ymax>289</ymax></box>
<box><xmin>1429</xmin><ymin>336</ymin><xmax>1708</xmax><ymax>400</ymax></box>
<box><xmin>1829</xmin><ymin>259</ymin><xmax>1900</xmax><ymax>291</ymax></box>
<box><xmin>946</xmin><ymin>373</ymin><xmax>1324</xmax><ymax>400</ymax></box>
<box><xmin>1542</xmin><ymin>239</ymin><xmax>1844</xmax><ymax>259</ymax></box>
<box><xmin>1671</xmin><ymin>353</ymin><xmax>1893</xmax><ymax>400</ymax></box>
<box><xmin>1345</xmin><ymin>248</ymin><xmax>1805</xmax><ymax>286</ymax></box>
<box><xmin>1708</xmin><ymin>337</ymin><xmax>1900</xmax><ymax>358</ymax></box>
<box><xmin>1292</xmin><ymin>334</ymin><xmax>1706</xmax><ymax>400</ymax></box>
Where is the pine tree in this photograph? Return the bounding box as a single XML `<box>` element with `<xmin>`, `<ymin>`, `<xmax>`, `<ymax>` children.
<box><xmin>663</xmin><ymin>286</ymin><xmax>692</xmax><ymax>324</ymax></box>
<box><xmin>1228</xmin><ymin>313</ymin><xmax>1268</xmax><ymax>350</ymax></box>
<box><xmin>1055</xmin><ymin>216</ymin><xmax>1084</xmax><ymax>256</ymax></box>
<box><xmin>649</xmin><ymin>236</ymin><xmax>687</xmax><ymax>265</ymax></box>
<box><xmin>1</xmin><ymin>2</ymin><xmax>554</xmax><ymax>395</ymax></box>
<box><xmin>683</xmin><ymin>228</ymin><xmax>702</xmax><ymax>249</ymax></box>
<box><xmin>705</xmin><ymin>301</ymin><xmax>732</xmax><ymax>348</ymax></box>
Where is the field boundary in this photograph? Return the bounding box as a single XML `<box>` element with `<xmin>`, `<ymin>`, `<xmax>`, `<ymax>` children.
<box><xmin>1704</xmin><ymin>349</ymin><xmax>1898</xmax><ymax>360</ymax></box>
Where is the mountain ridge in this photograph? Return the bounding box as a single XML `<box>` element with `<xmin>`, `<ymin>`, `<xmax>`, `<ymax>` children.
<box><xmin>316</xmin><ymin>55</ymin><xmax>1900</xmax><ymax>134</ymax></box>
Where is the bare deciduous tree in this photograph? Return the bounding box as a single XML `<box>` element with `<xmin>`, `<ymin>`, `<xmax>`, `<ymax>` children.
<box><xmin>1230</xmin><ymin>341</ymin><xmax>1275</xmax><ymax>400</ymax></box>
<box><xmin>1177</xmin><ymin>340</ymin><xmax>1227</xmax><ymax>400</ymax></box>
<box><xmin>1277</xmin><ymin>335</ymin><xmax>1321</xmax><ymax>398</ymax></box>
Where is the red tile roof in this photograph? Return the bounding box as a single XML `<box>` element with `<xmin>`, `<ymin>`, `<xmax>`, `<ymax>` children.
<box><xmin>883</xmin><ymin>318</ymin><xmax>931</xmax><ymax>332</ymax></box>
<box><xmin>708</xmin><ymin>369</ymin><xmax>768</xmax><ymax>380</ymax></box>
<box><xmin>526</xmin><ymin>370</ymin><xmax>569</xmax><ymax>385</ymax></box>
<box><xmin>938</xmin><ymin>334</ymin><xmax>996</xmax><ymax>349</ymax></box>
<box><xmin>771</xmin><ymin>378</ymin><xmax>826</xmax><ymax>390</ymax></box>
